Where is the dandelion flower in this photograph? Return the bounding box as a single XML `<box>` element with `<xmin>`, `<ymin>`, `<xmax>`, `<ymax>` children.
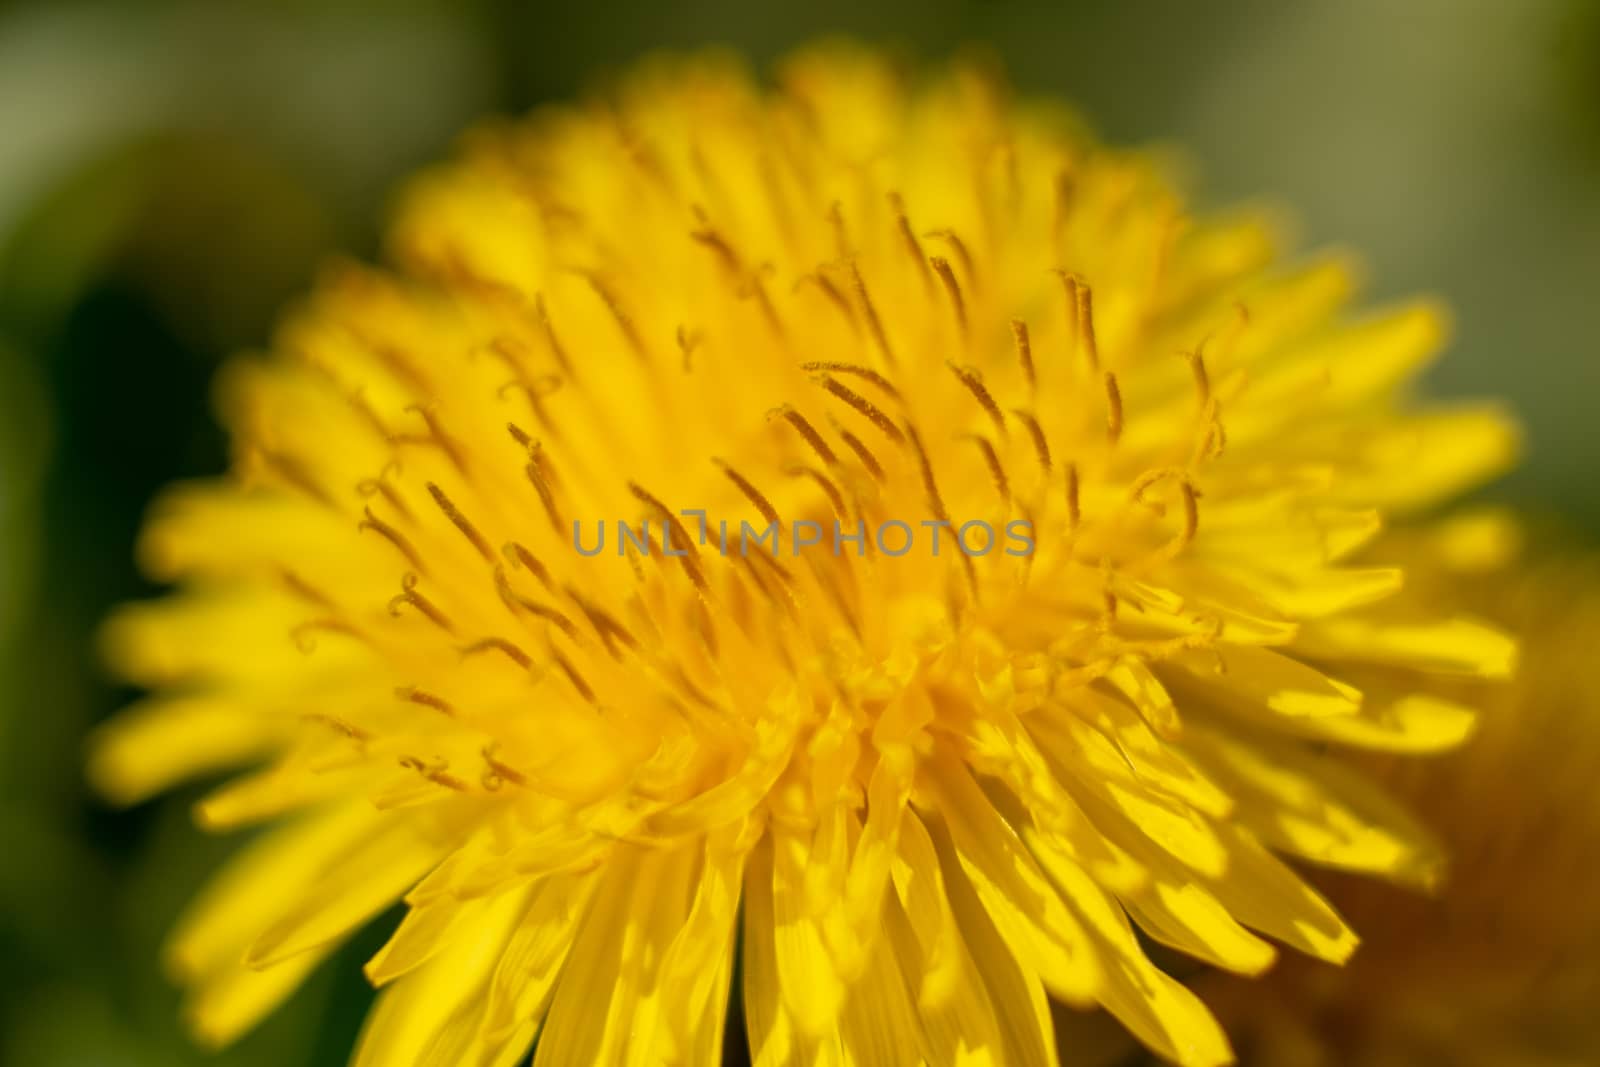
<box><xmin>91</xmin><ymin>46</ymin><xmax>1518</xmax><ymax>1067</ymax></box>
<box><xmin>1167</xmin><ymin>522</ymin><xmax>1600</xmax><ymax>1067</ymax></box>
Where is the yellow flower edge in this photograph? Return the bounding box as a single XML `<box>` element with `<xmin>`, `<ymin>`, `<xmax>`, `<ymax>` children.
<box><xmin>91</xmin><ymin>44</ymin><xmax>1517</xmax><ymax>1067</ymax></box>
<box><xmin>1157</xmin><ymin>520</ymin><xmax>1600</xmax><ymax>1067</ymax></box>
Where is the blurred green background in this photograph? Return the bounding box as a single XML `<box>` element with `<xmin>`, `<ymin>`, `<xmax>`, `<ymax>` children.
<box><xmin>1</xmin><ymin>1</ymin><xmax>1596</xmax><ymax>1064</ymax></box>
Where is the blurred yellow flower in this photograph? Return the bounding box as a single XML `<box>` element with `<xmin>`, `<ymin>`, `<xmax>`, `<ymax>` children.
<box><xmin>91</xmin><ymin>45</ymin><xmax>1517</xmax><ymax>1067</ymax></box>
<box><xmin>1167</xmin><ymin>525</ymin><xmax>1600</xmax><ymax>1067</ymax></box>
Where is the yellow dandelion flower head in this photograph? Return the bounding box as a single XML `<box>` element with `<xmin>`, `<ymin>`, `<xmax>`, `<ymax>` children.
<box><xmin>92</xmin><ymin>44</ymin><xmax>1519</xmax><ymax>1067</ymax></box>
<box><xmin>1182</xmin><ymin>521</ymin><xmax>1600</xmax><ymax>1067</ymax></box>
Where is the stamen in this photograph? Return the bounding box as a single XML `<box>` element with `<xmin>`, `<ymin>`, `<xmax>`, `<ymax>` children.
<box><xmin>259</xmin><ymin>449</ymin><xmax>334</xmax><ymax>507</ymax></box>
<box><xmin>745</xmin><ymin>271</ymin><xmax>785</xmax><ymax>340</ymax></box>
<box><xmin>534</xmin><ymin>292</ymin><xmax>574</xmax><ymax>378</ymax></box>
<box><xmin>387</xmin><ymin>573</ymin><xmax>456</xmax><ymax>634</ymax></box>
<box><xmin>1218</xmin><ymin>301</ymin><xmax>1250</xmax><ymax>364</ymax></box>
<box><xmin>1179</xmin><ymin>480</ymin><xmax>1200</xmax><ymax>547</ymax></box>
<box><xmin>494</xmin><ymin>362</ymin><xmax>564</xmax><ymax>432</ymax></box>
<box><xmin>279</xmin><ymin>570</ymin><xmax>333</xmax><ymax>608</ymax></box>
<box><xmin>758</xmin><ymin>154</ymin><xmax>795</xmax><ymax>248</ymax></box>
<box><xmin>690</xmin><ymin>213</ymin><xmax>742</xmax><ymax>276</ymax></box>
<box><xmin>511</xmin><ymin>437</ymin><xmax>564</xmax><ymax>537</ymax></box>
<box><xmin>551</xmin><ymin>649</ymin><xmax>597</xmax><ymax>705</ymax></box>
<box><xmin>784</xmin><ymin>464</ymin><xmax>848</xmax><ymax>520</ymax></box>
<box><xmin>1078</xmin><ymin>283</ymin><xmax>1101</xmax><ymax>370</ymax></box>
<box><xmin>1054</xmin><ymin>270</ymin><xmax>1080</xmax><ymax>357</ymax></box>
<box><xmin>1129</xmin><ymin>468</ymin><xmax>1180</xmax><ymax>510</ymax></box>
<box><xmin>849</xmin><ymin>262</ymin><xmax>897</xmax><ymax>367</ymax></box>
<box><xmin>746</xmin><ymin>542</ymin><xmax>795</xmax><ymax>585</ymax></box>
<box><xmin>677</xmin><ymin>325</ymin><xmax>702</xmax><ymax>372</ymax></box>
<box><xmin>1104</xmin><ymin>372</ymin><xmax>1123</xmax><ymax>443</ymax></box>
<box><xmin>359</xmin><ymin>507</ymin><xmax>427</xmax><ymax>573</ymax></box>
<box><xmin>290</xmin><ymin>618</ymin><xmax>365</xmax><ymax>653</ymax></box>
<box><xmin>426</xmin><ymin>482</ymin><xmax>494</xmax><ymax>562</ymax></box>
<box><xmin>505</xmin><ymin>374</ymin><xmax>562</xmax><ymax>440</ymax></box>
<box><xmin>929</xmin><ymin>256</ymin><xmax>968</xmax><ymax>333</ymax></box>
<box><xmin>1011</xmin><ymin>409</ymin><xmax>1052</xmax><ymax>473</ymax></box>
<box><xmin>691</xmin><ymin>597</ymin><xmax>719</xmax><ymax>658</ymax></box>
<box><xmin>493</xmin><ymin>565</ymin><xmax>580</xmax><ymax>639</ymax></box>
<box><xmin>799</xmin><ymin>361</ymin><xmax>901</xmax><ymax>401</ymax></box>
<box><xmin>925</xmin><ymin>229</ymin><xmax>977</xmax><ymax>291</ymax></box>
<box><xmin>1011</xmin><ymin>320</ymin><xmax>1036</xmax><ymax>393</ymax></box>
<box><xmin>903</xmin><ymin>422</ymin><xmax>958</xmax><ymax>544</ymax></box>
<box><xmin>664</xmin><ymin>662</ymin><xmax>728</xmax><ymax>716</ymax></box>
<box><xmin>1100</xmin><ymin>590</ymin><xmax>1119</xmax><ymax>629</ymax></box>
<box><xmin>816</xmin><ymin>375</ymin><xmax>906</xmax><ymax>445</ymax></box>
<box><xmin>399</xmin><ymin>756</ymin><xmax>468</xmax><ymax>792</ymax></box>
<box><xmin>831</xmin><ymin>418</ymin><xmax>885</xmax><ymax>483</ymax></box>
<box><xmin>303</xmin><ymin>713</ymin><xmax>370</xmax><ymax>743</ymax></box>
<box><xmin>356</xmin><ymin>474</ymin><xmax>412</xmax><ymax>520</ymax></box>
<box><xmin>486</xmin><ymin>334</ymin><xmax>533</xmax><ymax>373</ymax></box>
<box><xmin>738</xmin><ymin>554</ymin><xmax>786</xmax><ymax>613</ymax></box>
<box><xmin>629</xmin><ymin>483</ymin><xmax>709</xmax><ymax>595</ymax></box>
<box><xmin>1052</xmin><ymin>168</ymin><xmax>1076</xmax><ymax>240</ymax></box>
<box><xmin>481</xmin><ymin>745</ymin><xmax>528</xmax><ymax>789</ymax></box>
<box><xmin>1184</xmin><ymin>345</ymin><xmax>1211</xmax><ymax>406</ymax></box>
<box><xmin>403</xmin><ymin>405</ymin><xmax>470</xmax><ymax>477</ymax></box>
<box><xmin>715</xmin><ymin>459</ymin><xmax>782</xmax><ymax>527</ymax></box>
<box><xmin>828</xmin><ymin>201</ymin><xmax>851</xmax><ymax>260</ymax></box>
<box><xmin>585</xmin><ymin>273</ymin><xmax>647</xmax><ymax>360</ymax></box>
<box><xmin>964</xmin><ymin>434</ymin><xmax>1011</xmax><ymax>504</ymax></box>
<box><xmin>946</xmin><ymin>362</ymin><xmax>1007</xmax><ymax>440</ymax></box>
<box><xmin>1129</xmin><ymin>470</ymin><xmax>1201</xmax><ymax>555</ymax></box>
<box><xmin>888</xmin><ymin>192</ymin><xmax>933</xmax><ymax>289</ymax></box>
<box><xmin>397</xmin><ymin>687</ymin><xmax>456</xmax><ymax>717</ymax></box>
<box><xmin>1195</xmin><ymin>399</ymin><xmax>1228</xmax><ymax>462</ymax></box>
<box><xmin>369</xmin><ymin>341</ymin><xmax>430</xmax><ymax>396</ymax></box>
<box><xmin>795</xmin><ymin>272</ymin><xmax>858</xmax><ymax>333</ymax></box>
<box><xmin>810</xmin><ymin>556</ymin><xmax>863</xmax><ymax>640</ymax></box>
<box><xmin>999</xmin><ymin>142</ymin><xmax>1022</xmax><ymax>213</ymax></box>
<box><xmin>1065</xmin><ymin>463</ymin><xmax>1081</xmax><ymax>530</ymax></box>
<box><xmin>460</xmin><ymin>636</ymin><xmax>535</xmax><ymax>670</ymax></box>
<box><xmin>345</xmin><ymin>389</ymin><xmax>392</xmax><ymax>444</ymax></box>
<box><xmin>768</xmin><ymin>405</ymin><xmax>839</xmax><ymax>467</ymax></box>
<box><xmin>502</xmin><ymin>542</ymin><xmax>555</xmax><ymax>593</ymax></box>
<box><xmin>565</xmin><ymin>587</ymin><xmax>639</xmax><ymax>657</ymax></box>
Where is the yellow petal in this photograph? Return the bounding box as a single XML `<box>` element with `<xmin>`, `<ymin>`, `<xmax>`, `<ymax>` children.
<box><xmin>744</xmin><ymin>836</ymin><xmax>846</xmax><ymax>1067</ymax></box>
<box><xmin>932</xmin><ymin>810</ymin><xmax>1062</xmax><ymax>1067</ymax></box>
<box><xmin>1027</xmin><ymin>713</ymin><xmax>1228</xmax><ymax>879</ymax></box>
<box><xmin>184</xmin><ymin>949</ymin><xmax>329</xmax><ymax>1050</ymax></box>
<box><xmin>533</xmin><ymin>846</ymin><xmax>695</xmax><ymax>1067</ymax></box>
<box><xmin>165</xmin><ymin>802</ymin><xmax>376</xmax><ymax>982</ymax></box>
<box><xmin>88</xmin><ymin>695</ymin><xmax>282</xmax><ymax>806</ymax></box>
<box><xmin>1331</xmin><ymin>406</ymin><xmax>1519</xmax><ymax>512</ymax></box>
<box><xmin>1294</xmin><ymin>615</ymin><xmax>1516</xmax><ymax>679</ymax></box>
<box><xmin>652</xmin><ymin>828</ymin><xmax>750</xmax><ymax>1065</ymax></box>
<box><xmin>1201</xmin><ymin>823</ymin><xmax>1356</xmax><ymax>964</ymax></box>
<box><xmin>1244</xmin><ymin>691</ymin><xmax>1478</xmax><ymax>754</ymax></box>
<box><xmin>351</xmin><ymin>887</ymin><xmax>531</xmax><ymax>1067</ymax></box>
<box><xmin>921</xmin><ymin>754</ymin><xmax>1099</xmax><ymax>1005</ymax></box>
<box><xmin>881</xmin><ymin>888</ymin><xmax>1007</xmax><ymax>1067</ymax></box>
<box><xmin>1123</xmin><ymin>871</ymin><xmax>1277</xmax><ymax>977</ymax></box>
<box><xmin>480</xmin><ymin>870</ymin><xmax>596</xmax><ymax>1043</ymax></box>
<box><xmin>1030</xmin><ymin>842</ymin><xmax>1233</xmax><ymax>1067</ymax></box>
<box><xmin>245</xmin><ymin>819</ymin><xmax>445</xmax><ymax>967</ymax></box>
<box><xmin>771</xmin><ymin>823</ymin><xmax>849</xmax><ymax>1035</ymax></box>
<box><xmin>1184</xmin><ymin>725</ymin><xmax>1445</xmax><ymax>888</ymax></box>
<box><xmin>365</xmin><ymin>892</ymin><xmax>492</xmax><ymax>987</ymax></box>
<box><xmin>837</xmin><ymin>907</ymin><xmax>928</xmax><ymax>1066</ymax></box>
<box><xmin>1165</xmin><ymin>646</ymin><xmax>1361</xmax><ymax>720</ymax></box>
